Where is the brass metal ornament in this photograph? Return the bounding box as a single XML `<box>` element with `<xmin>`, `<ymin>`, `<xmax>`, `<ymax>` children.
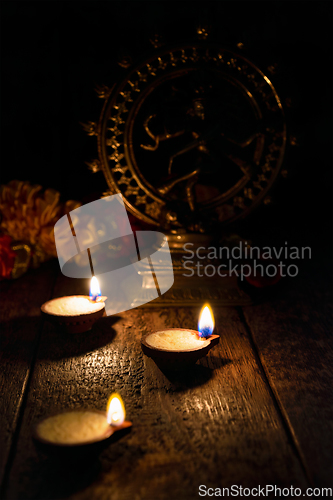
<box><xmin>84</xmin><ymin>39</ymin><xmax>288</xmax><ymax>306</ymax></box>
<box><xmin>88</xmin><ymin>42</ymin><xmax>286</xmax><ymax>234</ymax></box>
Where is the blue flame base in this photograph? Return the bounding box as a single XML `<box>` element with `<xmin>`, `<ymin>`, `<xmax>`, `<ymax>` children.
<box><xmin>89</xmin><ymin>293</ymin><xmax>101</xmax><ymax>302</ymax></box>
<box><xmin>199</xmin><ymin>327</ymin><xmax>213</xmax><ymax>338</ymax></box>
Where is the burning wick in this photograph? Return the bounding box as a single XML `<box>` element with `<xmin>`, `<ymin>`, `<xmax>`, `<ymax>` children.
<box><xmin>198</xmin><ymin>304</ymin><xmax>215</xmax><ymax>338</ymax></box>
<box><xmin>107</xmin><ymin>393</ymin><xmax>126</xmax><ymax>426</ymax></box>
<box><xmin>90</xmin><ymin>276</ymin><xmax>101</xmax><ymax>302</ymax></box>
<box><xmin>89</xmin><ymin>276</ymin><xmax>107</xmax><ymax>304</ymax></box>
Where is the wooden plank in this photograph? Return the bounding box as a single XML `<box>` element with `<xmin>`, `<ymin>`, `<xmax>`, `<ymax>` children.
<box><xmin>0</xmin><ymin>261</ymin><xmax>58</xmax><ymax>487</ymax></box>
<box><xmin>2</xmin><ymin>273</ymin><xmax>309</xmax><ymax>499</ymax></box>
<box><xmin>242</xmin><ymin>266</ymin><xmax>333</xmax><ymax>486</ymax></box>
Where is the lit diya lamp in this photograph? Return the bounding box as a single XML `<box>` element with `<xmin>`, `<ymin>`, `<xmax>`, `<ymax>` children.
<box><xmin>41</xmin><ymin>276</ymin><xmax>107</xmax><ymax>334</ymax></box>
<box><xmin>33</xmin><ymin>393</ymin><xmax>132</xmax><ymax>458</ymax></box>
<box><xmin>141</xmin><ymin>304</ymin><xmax>219</xmax><ymax>369</ymax></box>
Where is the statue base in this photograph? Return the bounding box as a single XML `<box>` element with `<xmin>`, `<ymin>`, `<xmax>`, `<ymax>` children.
<box><xmin>138</xmin><ymin>233</ymin><xmax>253</xmax><ymax>307</ymax></box>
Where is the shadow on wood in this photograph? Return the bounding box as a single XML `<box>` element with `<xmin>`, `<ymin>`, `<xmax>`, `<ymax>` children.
<box><xmin>153</xmin><ymin>356</ymin><xmax>231</xmax><ymax>390</ymax></box>
<box><xmin>30</xmin><ymin>425</ymin><xmax>134</xmax><ymax>500</ymax></box>
<box><xmin>38</xmin><ymin>316</ymin><xmax>121</xmax><ymax>360</ymax></box>
<box><xmin>28</xmin><ymin>454</ymin><xmax>102</xmax><ymax>500</ymax></box>
<box><xmin>0</xmin><ymin>317</ymin><xmax>44</xmax><ymax>364</ymax></box>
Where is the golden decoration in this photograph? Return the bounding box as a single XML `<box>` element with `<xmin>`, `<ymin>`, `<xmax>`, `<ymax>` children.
<box><xmin>83</xmin><ymin>41</ymin><xmax>286</xmax><ymax>233</ymax></box>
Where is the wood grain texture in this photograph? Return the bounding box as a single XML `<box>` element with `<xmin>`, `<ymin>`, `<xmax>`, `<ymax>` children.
<box><xmin>3</xmin><ymin>273</ymin><xmax>308</xmax><ymax>500</ymax></box>
<box><xmin>243</xmin><ymin>266</ymin><xmax>333</xmax><ymax>487</ymax></box>
<box><xmin>0</xmin><ymin>262</ymin><xmax>58</xmax><ymax>487</ymax></box>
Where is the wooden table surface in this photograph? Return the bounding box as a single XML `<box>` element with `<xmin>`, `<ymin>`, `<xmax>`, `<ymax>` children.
<box><xmin>0</xmin><ymin>259</ymin><xmax>332</xmax><ymax>500</ymax></box>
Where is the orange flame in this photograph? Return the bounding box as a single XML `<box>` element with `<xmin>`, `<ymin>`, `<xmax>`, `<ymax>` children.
<box><xmin>106</xmin><ymin>393</ymin><xmax>126</xmax><ymax>426</ymax></box>
<box><xmin>198</xmin><ymin>304</ymin><xmax>215</xmax><ymax>338</ymax></box>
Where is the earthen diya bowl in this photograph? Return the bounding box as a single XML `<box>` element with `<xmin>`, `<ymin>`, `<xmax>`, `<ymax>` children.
<box><xmin>141</xmin><ymin>328</ymin><xmax>219</xmax><ymax>370</ymax></box>
<box><xmin>41</xmin><ymin>295</ymin><xmax>106</xmax><ymax>334</ymax></box>
<box><xmin>33</xmin><ymin>409</ymin><xmax>132</xmax><ymax>461</ymax></box>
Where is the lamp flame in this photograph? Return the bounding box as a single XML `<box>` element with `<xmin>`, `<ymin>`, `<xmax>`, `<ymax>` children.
<box><xmin>107</xmin><ymin>393</ymin><xmax>126</xmax><ymax>426</ymax></box>
<box><xmin>89</xmin><ymin>276</ymin><xmax>101</xmax><ymax>302</ymax></box>
<box><xmin>198</xmin><ymin>304</ymin><xmax>215</xmax><ymax>338</ymax></box>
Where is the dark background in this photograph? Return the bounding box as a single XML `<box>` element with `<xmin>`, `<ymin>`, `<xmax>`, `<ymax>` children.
<box><xmin>1</xmin><ymin>1</ymin><xmax>332</xmax><ymax>253</ymax></box>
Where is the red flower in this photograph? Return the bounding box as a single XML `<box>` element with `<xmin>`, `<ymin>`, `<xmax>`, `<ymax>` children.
<box><xmin>244</xmin><ymin>254</ymin><xmax>282</xmax><ymax>288</ymax></box>
<box><xmin>0</xmin><ymin>234</ymin><xmax>16</xmax><ymax>280</ymax></box>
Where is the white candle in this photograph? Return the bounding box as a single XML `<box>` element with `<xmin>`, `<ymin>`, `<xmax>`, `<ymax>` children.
<box><xmin>43</xmin><ymin>296</ymin><xmax>104</xmax><ymax>316</ymax></box>
<box><xmin>145</xmin><ymin>329</ymin><xmax>210</xmax><ymax>351</ymax></box>
<box><xmin>36</xmin><ymin>411</ymin><xmax>110</xmax><ymax>445</ymax></box>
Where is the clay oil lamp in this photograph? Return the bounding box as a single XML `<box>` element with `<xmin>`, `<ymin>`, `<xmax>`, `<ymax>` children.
<box><xmin>141</xmin><ymin>304</ymin><xmax>219</xmax><ymax>369</ymax></box>
<box><xmin>33</xmin><ymin>393</ymin><xmax>132</xmax><ymax>459</ymax></box>
<box><xmin>41</xmin><ymin>276</ymin><xmax>107</xmax><ymax>334</ymax></box>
